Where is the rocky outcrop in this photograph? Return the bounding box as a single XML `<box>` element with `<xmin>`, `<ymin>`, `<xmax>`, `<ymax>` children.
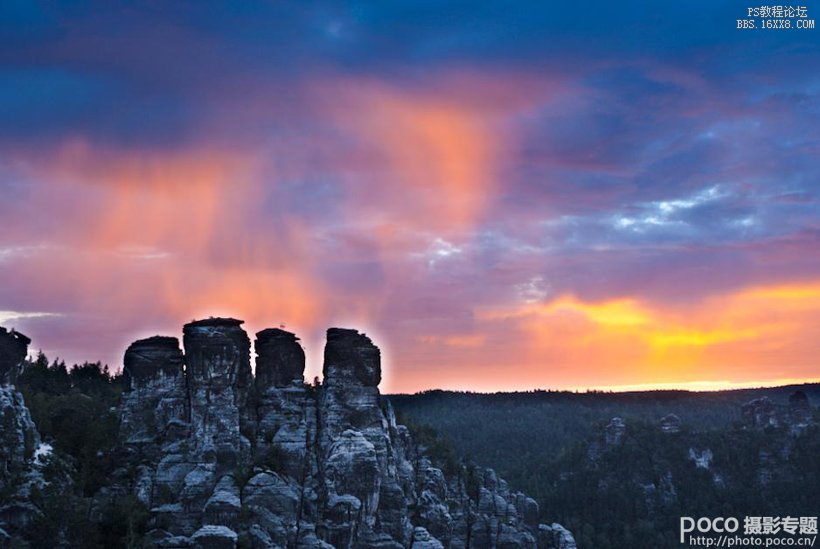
<box><xmin>742</xmin><ymin>397</ymin><xmax>779</xmax><ymax>429</ymax></box>
<box><xmin>112</xmin><ymin>320</ymin><xmax>572</xmax><ymax>548</ymax></box>
<box><xmin>660</xmin><ymin>414</ymin><xmax>681</xmax><ymax>434</ymax></box>
<box><xmin>0</xmin><ymin>328</ymin><xmax>39</xmax><ymax>481</ymax></box>
<box><xmin>742</xmin><ymin>392</ymin><xmax>814</xmax><ymax>434</ymax></box>
<box><xmin>0</xmin><ymin>328</ymin><xmax>47</xmax><ymax>542</ymax></box>
<box><xmin>604</xmin><ymin>417</ymin><xmax>625</xmax><ymax>446</ymax></box>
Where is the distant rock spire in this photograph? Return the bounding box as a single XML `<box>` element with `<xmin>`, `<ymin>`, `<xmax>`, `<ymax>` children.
<box><xmin>323</xmin><ymin>327</ymin><xmax>381</xmax><ymax>387</ymax></box>
<box><xmin>182</xmin><ymin>317</ymin><xmax>251</xmax><ymax>390</ymax></box>
<box><xmin>0</xmin><ymin>327</ymin><xmax>31</xmax><ymax>385</ymax></box>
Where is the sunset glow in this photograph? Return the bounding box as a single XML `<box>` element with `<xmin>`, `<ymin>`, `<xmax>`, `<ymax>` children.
<box><xmin>1</xmin><ymin>3</ymin><xmax>818</xmax><ymax>393</ymax></box>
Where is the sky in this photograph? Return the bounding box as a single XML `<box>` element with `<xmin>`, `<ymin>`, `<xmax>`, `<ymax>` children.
<box><xmin>1</xmin><ymin>1</ymin><xmax>819</xmax><ymax>393</ymax></box>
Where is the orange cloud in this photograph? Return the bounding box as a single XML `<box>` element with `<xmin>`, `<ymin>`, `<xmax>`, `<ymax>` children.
<box><xmin>467</xmin><ymin>281</ymin><xmax>820</xmax><ymax>390</ymax></box>
<box><xmin>417</xmin><ymin>334</ymin><xmax>486</xmax><ymax>348</ymax></box>
<box><xmin>6</xmin><ymin>141</ymin><xmax>332</xmax><ymax>360</ymax></box>
<box><xmin>319</xmin><ymin>77</ymin><xmax>511</xmax><ymax>237</ymax></box>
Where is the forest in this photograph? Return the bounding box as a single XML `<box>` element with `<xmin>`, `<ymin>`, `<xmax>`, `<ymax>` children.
<box><xmin>392</xmin><ymin>386</ymin><xmax>820</xmax><ymax>548</ymax></box>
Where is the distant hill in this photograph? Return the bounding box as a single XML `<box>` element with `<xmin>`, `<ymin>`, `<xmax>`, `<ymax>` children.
<box><xmin>389</xmin><ymin>384</ymin><xmax>820</xmax><ymax>548</ymax></box>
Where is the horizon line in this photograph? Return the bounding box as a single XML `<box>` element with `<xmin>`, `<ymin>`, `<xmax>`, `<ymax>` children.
<box><xmin>389</xmin><ymin>378</ymin><xmax>820</xmax><ymax>396</ymax></box>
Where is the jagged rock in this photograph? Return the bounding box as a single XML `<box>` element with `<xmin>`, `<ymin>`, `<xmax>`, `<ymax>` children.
<box><xmin>657</xmin><ymin>471</ymin><xmax>677</xmax><ymax>504</ymax></box>
<box><xmin>604</xmin><ymin>417</ymin><xmax>626</xmax><ymax>446</ymax></box>
<box><xmin>0</xmin><ymin>328</ymin><xmax>29</xmax><ymax>385</ymax></box>
<box><xmin>183</xmin><ymin>318</ymin><xmax>252</xmax><ymax>387</ymax></box>
<box><xmin>660</xmin><ymin>413</ymin><xmax>681</xmax><ymax>434</ymax></box>
<box><xmin>758</xmin><ymin>449</ymin><xmax>774</xmax><ymax>485</ymax></box>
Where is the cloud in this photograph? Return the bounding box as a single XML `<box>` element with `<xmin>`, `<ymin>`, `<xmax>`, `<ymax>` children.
<box><xmin>0</xmin><ymin>311</ymin><xmax>61</xmax><ymax>325</ymax></box>
<box><xmin>0</xmin><ymin>3</ymin><xmax>818</xmax><ymax>392</ymax></box>
<box><xmin>465</xmin><ymin>280</ymin><xmax>820</xmax><ymax>390</ymax></box>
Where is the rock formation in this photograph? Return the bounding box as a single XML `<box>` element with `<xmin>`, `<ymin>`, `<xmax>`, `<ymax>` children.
<box><xmin>742</xmin><ymin>396</ymin><xmax>779</xmax><ymax>429</ymax></box>
<box><xmin>110</xmin><ymin>319</ymin><xmax>574</xmax><ymax>548</ymax></box>
<box><xmin>120</xmin><ymin>336</ymin><xmax>188</xmax><ymax>451</ymax></box>
<box><xmin>742</xmin><ymin>392</ymin><xmax>815</xmax><ymax>433</ymax></box>
<box><xmin>603</xmin><ymin>417</ymin><xmax>625</xmax><ymax>446</ymax></box>
<box><xmin>0</xmin><ymin>328</ymin><xmax>45</xmax><ymax>545</ymax></box>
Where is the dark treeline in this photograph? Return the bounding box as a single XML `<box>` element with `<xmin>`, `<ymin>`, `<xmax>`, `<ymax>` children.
<box><xmin>12</xmin><ymin>353</ymin><xmax>146</xmax><ymax>548</ymax></box>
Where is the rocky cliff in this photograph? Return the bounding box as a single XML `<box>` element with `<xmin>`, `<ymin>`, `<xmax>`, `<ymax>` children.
<box><xmin>0</xmin><ymin>319</ymin><xmax>570</xmax><ymax>548</ymax></box>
